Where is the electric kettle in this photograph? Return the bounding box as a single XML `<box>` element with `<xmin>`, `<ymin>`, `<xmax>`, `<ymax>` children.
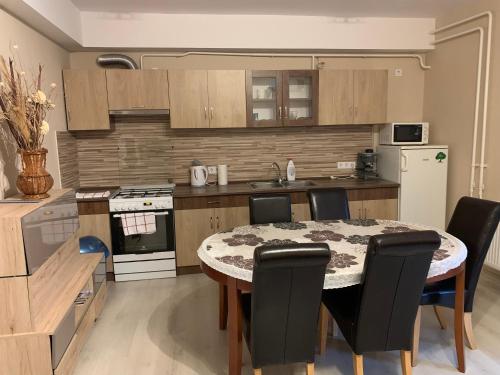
<box><xmin>190</xmin><ymin>166</ymin><xmax>208</xmax><ymax>187</ymax></box>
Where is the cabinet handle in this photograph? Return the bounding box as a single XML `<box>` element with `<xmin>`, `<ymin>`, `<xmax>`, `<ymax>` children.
<box><xmin>358</xmin><ymin>208</ymin><xmax>362</xmax><ymax>219</ymax></box>
<box><xmin>284</xmin><ymin>106</ymin><xmax>288</xmax><ymax>119</ymax></box>
<box><xmin>210</xmin><ymin>217</ymin><xmax>214</xmax><ymax>230</ymax></box>
<box><xmin>207</xmin><ymin>201</ymin><xmax>220</xmax><ymax>205</ymax></box>
<box><xmin>132</xmin><ymin>105</ymin><xmax>146</xmax><ymax>109</ymax></box>
<box><xmin>210</xmin><ymin>107</ymin><xmax>214</xmax><ymax>120</ymax></box>
<box><xmin>204</xmin><ymin>107</ymin><xmax>208</xmax><ymax>119</ymax></box>
<box><xmin>364</xmin><ymin>208</ymin><xmax>368</xmax><ymax>219</ymax></box>
<box><xmin>278</xmin><ymin>106</ymin><xmax>282</xmax><ymax>119</ymax></box>
<box><xmin>354</xmin><ymin>106</ymin><xmax>358</xmax><ymax>117</ymax></box>
<box><xmin>216</xmin><ymin>216</ymin><xmax>220</xmax><ymax>230</ymax></box>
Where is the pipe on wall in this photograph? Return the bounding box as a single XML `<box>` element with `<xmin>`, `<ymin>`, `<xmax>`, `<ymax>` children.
<box><xmin>433</xmin><ymin>27</ymin><xmax>484</xmax><ymax>198</ymax></box>
<box><xmin>139</xmin><ymin>52</ymin><xmax>431</xmax><ymax>70</ymax></box>
<box><xmin>432</xmin><ymin>11</ymin><xmax>493</xmax><ymax>199</ymax></box>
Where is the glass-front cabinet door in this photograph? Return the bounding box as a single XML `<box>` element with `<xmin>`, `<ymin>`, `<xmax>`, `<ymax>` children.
<box><xmin>282</xmin><ymin>70</ymin><xmax>318</xmax><ymax>126</ymax></box>
<box><xmin>246</xmin><ymin>71</ymin><xmax>283</xmax><ymax>127</ymax></box>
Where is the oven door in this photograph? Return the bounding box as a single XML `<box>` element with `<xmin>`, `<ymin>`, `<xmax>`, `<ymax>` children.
<box><xmin>110</xmin><ymin>209</ymin><xmax>175</xmax><ymax>257</ymax></box>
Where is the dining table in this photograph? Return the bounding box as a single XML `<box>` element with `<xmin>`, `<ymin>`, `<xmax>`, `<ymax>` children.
<box><xmin>197</xmin><ymin>218</ymin><xmax>468</xmax><ymax>375</ymax></box>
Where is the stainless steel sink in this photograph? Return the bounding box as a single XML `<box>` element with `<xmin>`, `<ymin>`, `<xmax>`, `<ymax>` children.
<box><xmin>282</xmin><ymin>180</ymin><xmax>315</xmax><ymax>188</ymax></box>
<box><xmin>249</xmin><ymin>181</ymin><xmax>283</xmax><ymax>189</ymax></box>
<box><xmin>249</xmin><ymin>180</ymin><xmax>315</xmax><ymax>189</ymax></box>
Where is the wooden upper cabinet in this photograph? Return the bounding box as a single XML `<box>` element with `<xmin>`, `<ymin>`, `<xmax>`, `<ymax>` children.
<box><xmin>169</xmin><ymin>70</ymin><xmax>247</xmax><ymax>129</ymax></box>
<box><xmin>106</xmin><ymin>70</ymin><xmax>170</xmax><ymax>110</ymax></box>
<box><xmin>207</xmin><ymin>70</ymin><xmax>246</xmax><ymax>128</ymax></box>
<box><xmin>169</xmin><ymin>70</ymin><xmax>210</xmax><ymax>129</ymax></box>
<box><xmin>282</xmin><ymin>70</ymin><xmax>319</xmax><ymax>127</ymax></box>
<box><xmin>246</xmin><ymin>70</ymin><xmax>318</xmax><ymax>127</ymax></box>
<box><xmin>246</xmin><ymin>70</ymin><xmax>283</xmax><ymax>127</ymax></box>
<box><xmin>353</xmin><ymin>70</ymin><xmax>388</xmax><ymax>124</ymax></box>
<box><xmin>63</xmin><ymin>70</ymin><xmax>110</xmax><ymax>131</ymax></box>
<box><xmin>318</xmin><ymin>70</ymin><xmax>353</xmax><ymax>125</ymax></box>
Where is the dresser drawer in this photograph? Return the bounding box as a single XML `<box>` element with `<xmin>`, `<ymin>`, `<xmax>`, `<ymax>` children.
<box><xmin>22</xmin><ymin>191</ymin><xmax>79</xmax><ymax>274</ymax></box>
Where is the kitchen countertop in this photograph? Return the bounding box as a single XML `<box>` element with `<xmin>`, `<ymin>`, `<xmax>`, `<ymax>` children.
<box><xmin>173</xmin><ymin>178</ymin><xmax>399</xmax><ymax>198</ymax></box>
<box><xmin>75</xmin><ymin>186</ymin><xmax>120</xmax><ymax>202</ymax></box>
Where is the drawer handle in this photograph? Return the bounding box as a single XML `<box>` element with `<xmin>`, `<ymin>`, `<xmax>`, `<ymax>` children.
<box><xmin>207</xmin><ymin>201</ymin><xmax>220</xmax><ymax>205</ymax></box>
<box><xmin>216</xmin><ymin>216</ymin><xmax>220</xmax><ymax>230</ymax></box>
<box><xmin>132</xmin><ymin>105</ymin><xmax>145</xmax><ymax>109</ymax></box>
<box><xmin>44</xmin><ymin>210</ymin><xmax>54</xmax><ymax>215</ymax></box>
<box><xmin>210</xmin><ymin>217</ymin><xmax>214</xmax><ymax>230</ymax></box>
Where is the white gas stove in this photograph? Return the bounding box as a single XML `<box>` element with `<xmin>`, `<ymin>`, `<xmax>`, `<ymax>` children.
<box><xmin>109</xmin><ymin>184</ymin><xmax>177</xmax><ymax>282</ymax></box>
<box><xmin>109</xmin><ymin>184</ymin><xmax>175</xmax><ymax>212</ymax></box>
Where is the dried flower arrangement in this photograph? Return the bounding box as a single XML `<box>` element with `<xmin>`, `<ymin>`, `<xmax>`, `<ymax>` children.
<box><xmin>0</xmin><ymin>46</ymin><xmax>56</xmax><ymax>198</ymax></box>
<box><xmin>0</xmin><ymin>52</ymin><xmax>56</xmax><ymax>151</ymax></box>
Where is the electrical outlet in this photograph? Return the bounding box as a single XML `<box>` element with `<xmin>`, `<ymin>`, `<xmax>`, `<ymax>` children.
<box><xmin>394</xmin><ymin>68</ymin><xmax>403</xmax><ymax>77</ymax></box>
<box><xmin>337</xmin><ymin>161</ymin><xmax>356</xmax><ymax>169</ymax></box>
<box><xmin>208</xmin><ymin>166</ymin><xmax>217</xmax><ymax>175</ymax></box>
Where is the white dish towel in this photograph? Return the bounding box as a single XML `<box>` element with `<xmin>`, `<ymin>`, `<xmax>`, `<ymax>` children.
<box><xmin>120</xmin><ymin>213</ymin><xmax>157</xmax><ymax>236</ymax></box>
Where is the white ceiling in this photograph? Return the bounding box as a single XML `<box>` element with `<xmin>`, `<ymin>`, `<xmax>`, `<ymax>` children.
<box><xmin>70</xmin><ymin>0</ymin><xmax>471</xmax><ymax>17</ymax></box>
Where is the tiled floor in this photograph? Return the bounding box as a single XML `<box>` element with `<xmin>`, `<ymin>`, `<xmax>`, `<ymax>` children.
<box><xmin>74</xmin><ymin>270</ymin><xmax>500</xmax><ymax>375</ymax></box>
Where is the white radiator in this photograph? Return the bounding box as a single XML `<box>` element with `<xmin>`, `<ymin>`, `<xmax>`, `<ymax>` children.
<box><xmin>485</xmin><ymin>224</ymin><xmax>500</xmax><ymax>270</ymax></box>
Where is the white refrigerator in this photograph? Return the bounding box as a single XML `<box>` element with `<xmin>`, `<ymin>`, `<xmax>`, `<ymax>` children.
<box><xmin>377</xmin><ymin>145</ymin><xmax>448</xmax><ymax>229</ymax></box>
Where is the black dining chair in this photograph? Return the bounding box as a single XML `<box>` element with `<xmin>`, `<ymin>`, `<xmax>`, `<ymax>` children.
<box><xmin>308</xmin><ymin>188</ymin><xmax>350</xmax><ymax>220</ymax></box>
<box><xmin>412</xmin><ymin>197</ymin><xmax>500</xmax><ymax>365</ymax></box>
<box><xmin>240</xmin><ymin>243</ymin><xmax>331</xmax><ymax>375</ymax></box>
<box><xmin>218</xmin><ymin>195</ymin><xmax>293</xmax><ymax>331</ymax></box>
<box><xmin>249</xmin><ymin>194</ymin><xmax>292</xmax><ymax>224</ymax></box>
<box><xmin>322</xmin><ymin>231</ymin><xmax>440</xmax><ymax>375</ymax></box>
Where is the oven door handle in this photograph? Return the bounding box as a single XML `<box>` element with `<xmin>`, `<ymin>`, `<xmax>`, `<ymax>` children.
<box><xmin>112</xmin><ymin>211</ymin><xmax>170</xmax><ymax>218</ymax></box>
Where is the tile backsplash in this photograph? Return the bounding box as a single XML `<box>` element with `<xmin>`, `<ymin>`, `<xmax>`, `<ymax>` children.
<box><xmin>58</xmin><ymin>120</ymin><xmax>373</xmax><ymax>188</ymax></box>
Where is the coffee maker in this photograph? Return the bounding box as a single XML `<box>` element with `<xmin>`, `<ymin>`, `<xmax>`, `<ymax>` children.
<box><xmin>356</xmin><ymin>149</ymin><xmax>378</xmax><ymax>180</ymax></box>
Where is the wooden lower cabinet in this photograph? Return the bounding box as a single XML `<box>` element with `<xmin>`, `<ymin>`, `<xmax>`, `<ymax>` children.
<box><xmin>79</xmin><ymin>214</ymin><xmax>113</xmax><ymax>272</ymax></box>
<box><xmin>175</xmin><ymin>208</ymin><xmax>214</xmax><ymax>267</ymax></box>
<box><xmin>292</xmin><ymin>203</ymin><xmax>311</xmax><ymax>222</ymax></box>
<box><xmin>349</xmin><ymin>199</ymin><xmax>398</xmax><ymax>220</ymax></box>
<box><xmin>215</xmin><ymin>206</ymin><xmax>250</xmax><ymax>231</ymax></box>
<box><xmin>175</xmin><ymin>206</ymin><xmax>250</xmax><ymax>267</ymax></box>
<box><xmin>348</xmin><ymin>200</ymin><xmax>364</xmax><ymax>219</ymax></box>
<box><xmin>174</xmin><ymin>187</ymin><xmax>398</xmax><ymax>268</ymax></box>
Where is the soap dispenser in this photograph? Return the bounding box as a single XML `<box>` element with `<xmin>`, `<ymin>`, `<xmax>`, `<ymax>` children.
<box><xmin>287</xmin><ymin>159</ymin><xmax>296</xmax><ymax>182</ymax></box>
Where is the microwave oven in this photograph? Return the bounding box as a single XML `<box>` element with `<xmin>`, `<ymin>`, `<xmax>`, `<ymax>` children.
<box><xmin>379</xmin><ymin>122</ymin><xmax>429</xmax><ymax>145</ymax></box>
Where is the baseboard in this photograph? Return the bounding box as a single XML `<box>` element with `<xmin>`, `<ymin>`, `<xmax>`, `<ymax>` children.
<box><xmin>177</xmin><ymin>265</ymin><xmax>202</xmax><ymax>275</ymax></box>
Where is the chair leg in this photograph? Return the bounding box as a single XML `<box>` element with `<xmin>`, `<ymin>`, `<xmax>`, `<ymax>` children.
<box><xmin>411</xmin><ymin>306</ymin><xmax>422</xmax><ymax>367</ymax></box>
<box><xmin>332</xmin><ymin>320</ymin><xmax>338</xmax><ymax>337</ymax></box>
<box><xmin>318</xmin><ymin>303</ymin><xmax>329</xmax><ymax>355</ymax></box>
<box><xmin>253</xmin><ymin>369</ymin><xmax>262</xmax><ymax>375</ymax></box>
<box><xmin>433</xmin><ymin>306</ymin><xmax>447</xmax><ymax>329</ymax></box>
<box><xmin>464</xmin><ymin>312</ymin><xmax>478</xmax><ymax>350</ymax></box>
<box><xmin>401</xmin><ymin>351</ymin><xmax>412</xmax><ymax>375</ymax></box>
<box><xmin>352</xmin><ymin>353</ymin><xmax>363</xmax><ymax>375</ymax></box>
<box><xmin>306</xmin><ymin>363</ymin><xmax>315</xmax><ymax>375</ymax></box>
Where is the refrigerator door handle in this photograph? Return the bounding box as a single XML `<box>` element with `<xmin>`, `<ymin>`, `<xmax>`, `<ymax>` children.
<box><xmin>401</xmin><ymin>153</ymin><xmax>409</xmax><ymax>172</ymax></box>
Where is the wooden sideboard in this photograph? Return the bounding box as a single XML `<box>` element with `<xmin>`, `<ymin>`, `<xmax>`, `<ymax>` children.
<box><xmin>0</xmin><ymin>189</ymin><xmax>107</xmax><ymax>375</ymax></box>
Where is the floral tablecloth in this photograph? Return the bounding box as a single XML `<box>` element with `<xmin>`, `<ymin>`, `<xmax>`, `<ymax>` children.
<box><xmin>197</xmin><ymin>219</ymin><xmax>467</xmax><ymax>289</ymax></box>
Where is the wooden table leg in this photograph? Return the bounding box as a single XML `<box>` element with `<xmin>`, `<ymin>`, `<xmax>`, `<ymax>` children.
<box><xmin>454</xmin><ymin>268</ymin><xmax>466</xmax><ymax>373</ymax></box>
<box><xmin>219</xmin><ymin>283</ymin><xmax>228</xmax><ymax>330</ymax></box>
<box><xmin>228</xmin><ymin>277</ymin><xmax>242</xmax><ymax>375</ymax></box>
<box><xmin>318</xmin><ymin>303</ymin><xmax>329</xmax><ymax>355</ymax></box>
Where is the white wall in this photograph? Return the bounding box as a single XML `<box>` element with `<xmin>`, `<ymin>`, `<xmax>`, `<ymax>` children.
<box><xmin>0</xmin><ymin>8</ymin><xmax>69</xmax><ymax>195</ymax></box>
<box><xmin>423</xmin><ymin>2</ymin><xmax>500</xmax><ymax>222</ymax></box>
<box><xmin>80</xmin><ymin>13</ymin><xmax>435</xmax><ymax>50</ymax></box>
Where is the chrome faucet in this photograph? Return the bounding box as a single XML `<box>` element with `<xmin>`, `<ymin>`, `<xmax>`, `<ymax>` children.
<box><xmin>271</xmin><ymin>162</ymin><xmax>285</xmax><ymax>184</ymax></box>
